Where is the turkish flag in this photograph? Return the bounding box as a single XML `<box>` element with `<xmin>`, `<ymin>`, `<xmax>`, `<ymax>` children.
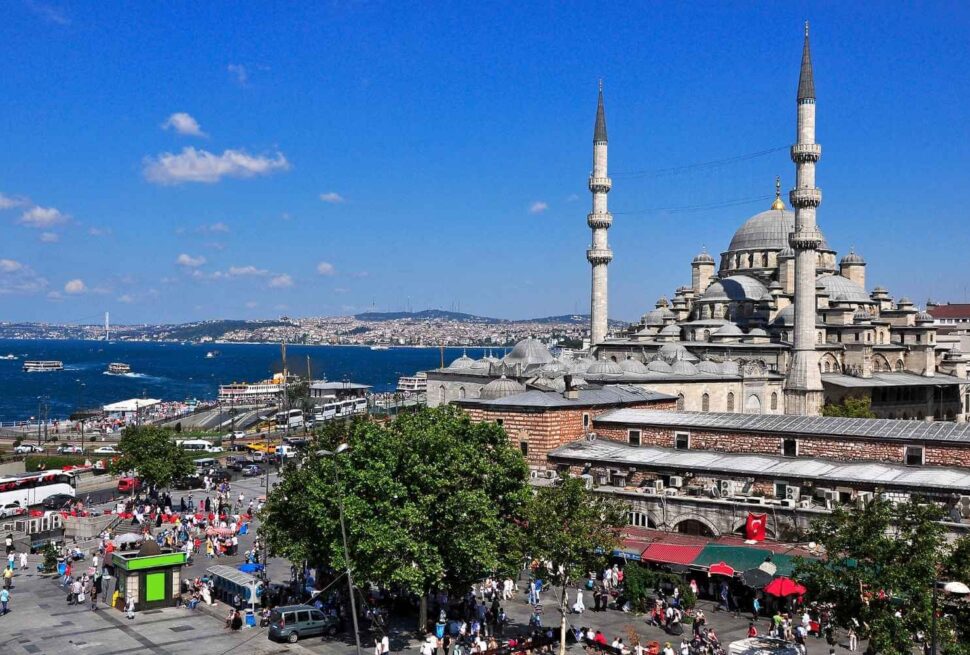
<box><xmin>746</xmin><ymin>513</ymin><xmax>767</xmax><ymax>541</ymax></box>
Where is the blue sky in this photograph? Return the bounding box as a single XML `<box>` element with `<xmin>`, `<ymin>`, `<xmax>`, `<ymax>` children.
<box><xmin>1</xmin><ymin>2</ymin><xmax>968</xmax><ymax>324</ymax></box>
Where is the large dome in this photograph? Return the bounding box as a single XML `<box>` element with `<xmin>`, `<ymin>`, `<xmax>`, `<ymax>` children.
<box><xmin>727</xmin><ymin>208</ymin><xmax>831</xmax><ymax>252</ymax></box>
<box><xmin>700</xmin><ymin>275</ymin><xmax>769</xmax><ymax>302</ymax></box>
<box><xmin>502</xmin><ymin>337</ymin><xmax>554</xmax><ymax>366</ymax></box>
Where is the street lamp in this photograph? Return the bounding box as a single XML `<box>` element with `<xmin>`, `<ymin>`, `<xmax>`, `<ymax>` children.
<box><xmin>931</xmin><ymin>579</ymin><xmax>970</xmax><ymax>655</ymax></box>
<box><xmin>316</xmin><ymin>444</ymin><xmax>361</xmax><ymax>655</ymax></box>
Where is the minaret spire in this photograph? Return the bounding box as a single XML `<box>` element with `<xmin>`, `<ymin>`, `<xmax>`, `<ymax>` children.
<box><xmin>785</xmin><ymin>22</ymin><xmax>824</xmax><ymax>416</ymax></box>
<box><xmin>587</xmin><ymin>81</ymin><xmax>613</xmax><ymax>346</ymax></box>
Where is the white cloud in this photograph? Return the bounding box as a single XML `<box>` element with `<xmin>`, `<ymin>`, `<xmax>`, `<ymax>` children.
<box><xmin>316</xmin><ymin>261</ymin><xmax>335</xmax><ymax>276</ymax></box>
<box><xmin>88</xmin><ymin>226</ymin><xmax>112</xmax><ymax>237</ymax></box>
<box><xmin>244</xmin><ymin>301</ymin><xmax>258</xmax><ymax>309</ymax></box>
<box><xmin>228</xmin><ymin>265</ymin><xmax>269</xmax><ymax>277</ymax></box>
<box><xmin>320</xmin><ymin>192</ymin><xmax>345</xmax><ymax>204</ymax></box>
<box><xmin>117</xmin><ymin>294</ymin><xmax>134</xmax><ymax>303</ymax></box>
<box><xmin>0</xmin><ymin>259</ymin><xmax>23</xmax><ymax>273</ymax></box>
<box><xmin>268</xmin><ymin>274</ymin><xmax>293</xmax><ymax>288</ymax></box>
<box><xmin>176</xmin><ymin>253</ymin><xmax>206</xmax><ymax>268</ymax></box>
<box><xmin>143</xmin><ymin>147</ymin><xmax>290</xmax><ymax>185</ymax></box>
<box><xmin>0</xmin><ymin>193</ymin><xmax>30</xmax><ymax>210</ymax></box>
<box><xmin>162</xmin><ymin>112</ymin><xmax>207</xmax><ymax>137</ymax></box>
<box><xmin>26</xmin><ymin>1</ymin><xmax>69</xmax><ymax>25</ymax></box>
<box><xmin>333</xmin><ymin>287</ymin><xmax>350</xmax><ymax>294</ymax></box>
<box><xmin>39</xmin><ymin>232</ymin><xmax>59</xmax><ymax>243</ymax></box>
<box><xmin>529</xmin><ymin>201</ymin><xmax>549</xmax><ymax>214</ymax></box>
<box><xmin>46</xmin><ymin>291</ymin><xmax>63</xmax><ymax>301</ymax></box>
<box><xmin>207</xmin><ymin>221</ymin><xmax>230</xmax><ymax>233</ymax></box>
<box><xmin>64</xmin><ymin>278</ymin><xmax>86</xmax><ymax>294</ymax></box>
<box><xmin>227</xmin><ymin>64</ymin><xmax>248</xmax><ymax>85</ymax></box>
<box><xmin>19</xmin><ymin>205</ymin><xmax>69</xmax><ymax>228</ymax></box>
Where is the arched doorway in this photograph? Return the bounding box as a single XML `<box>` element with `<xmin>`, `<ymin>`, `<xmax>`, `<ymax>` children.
<box><xmin>674</xmin><ymin>518</ymin><xmax>716</xmax><ymax>537</ymax></box>
<box><xmin>745</xmin><ymin>394</ymin><xmax>762</xmax><ymax>414</ymax></box>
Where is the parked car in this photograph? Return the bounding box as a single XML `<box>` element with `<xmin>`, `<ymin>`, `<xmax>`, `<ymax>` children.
<box><xmin>210</xmin><ymin>468</ymin><xmax>233</xmax><ymax>483</ymax></box>
<box><xmin>242</xmin><ymin>464</ymin><xmax>264</xmax><ymax>477</ymax></box>
<box><xmin>0</xmin><ymin>501</ymin><xmax>25</xmax><ymax>518</ymax></box>
<box><xmin>229</xmin><ymin>442</ymin><xmax>251</xmax><ymax>452</ymax></box>
<box><xmin>14</xmin><ymin>444</ymin><xmax>44</xmax><ymax>454</ymax></box>
<box><xmin>268</xmin><ymin>605</ymin><xmax>340</xmax><ymax>643</ymax></box>
<box><xmin>57</xmin><ymin>444</ymin><xmax>84</xmax><ymax>454</ymax></box>
<box><xmin>117</xmin><ymin>476</ymin><xmax>142</xmax><ymax>493</ymax></box>
<box><xmin>42</xmin><ymin>493</ymin><xmax>74</xmax><ymax>510</ymax></box>
<box><xmin>94</xmin><ymin>446</ymin><xmax>119</xmax><ymax>455</ymax></box>
<box><xmin>172</xmin><ymin>475</ymin><xmax>204</xmax><ymax>490</ymax></box>
<box><xmin>231</xmin><ymin>431</ymin><xmax>246</xmax><ymax>439</ymax></box>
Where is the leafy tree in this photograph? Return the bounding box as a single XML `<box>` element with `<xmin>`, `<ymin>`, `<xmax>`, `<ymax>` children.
<box><xmin>822</xmin><ymin>395</ymin><xmax>876</xmax><ymax>418</ymax></box>
<box><xmin>42</xmin><ymin>541</ymin><xmax>58</xmax><ymax>572</ymax></box>
<box><xmin>522</xmin><ymin>476</ymin><xmax>626</xmax><ymax>654</ymax></box>
<box><xmin>112</xmin><ymin>426</ymin><xmax>194</xmax><ymax>491</ymax></box>
<box><xmin>262</xmin><ymin>406</ymin><xmax>530</xmax><ymax>630</ymax></box>
<box><xmin>795</xmin><ymin>498</ymin><xmax>970</xmax><ymax>653</ymax></box>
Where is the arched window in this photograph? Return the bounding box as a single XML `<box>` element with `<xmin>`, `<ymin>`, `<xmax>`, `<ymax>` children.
<box><xmin>771</xmin><ymin>392</ymin><xmax>778</xmax><ymax>410</ymax></box>
<box><xmin>676</xmin><ymin>394</ymin><xmax>685</xmax><ymax>411</ymax></box>
<box><xmin>896</xmin><ymin>360</ymin><xmax>904</xmax><ymax>372</ymax></box>
<box><xmin>438</xmin><ymin>386</ymin><xmax>446</xmax><ymax>403</ymax></box>
<box><xmin>701</xmin><ymin>393</ymin><xmax>710</xmax><ymax>412</ymax></box>
<box><xmin>727</xmin><ymin>392</ymin><xmax>735</xmax><ymax>412</ymax></box>
<box><xmin>746</xmin><ymin>394</ymin><xmax>762</xmax><ymax>414</ymax></box>
<box><xmin>824</xmin><ymin>361</ymin><xmax>831</xmax><ymax>373</ymax></box>
<box><xmin>703</xmin><ymin>329</ymin><xmax>711</xmax><ymax>341</ymax></box>
<box><xmin>762</xmin><ymin>253</ymin><xmax>769</xmax><ymax>267</ymax></box>
<box><xmin>458</xmin><ymin>386</ymin><xmax>466</xmax><ymax>400</ymax></box>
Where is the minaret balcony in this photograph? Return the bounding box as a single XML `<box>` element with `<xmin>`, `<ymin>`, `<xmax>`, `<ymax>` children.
<box><xmin>791</xmin><ymin>143</ymin><xmax>821</xmax><ymax>163</ymax></box>
<box><xmin>586</xmin><ymin>247</ymin><xmax>614</xmax><ymax>265</ymax></box>
<box><xmin>588</xmin><ymin>176</ymin><xmax>612</xmax><ymax>192</ymax></box>
<box><xmin>789</xmin><ymin>187</ymin><xmax>822</xmax><ymax>208</ymax></box>
<box><xmin>587</xmin><ymin>212</ymin><xmax>613</xmax><ymax>229</ymax></box>
<box><xmin>789</xmin><ymin>228</ymin><xmax>824</xmax><ymax>250</ymax></box>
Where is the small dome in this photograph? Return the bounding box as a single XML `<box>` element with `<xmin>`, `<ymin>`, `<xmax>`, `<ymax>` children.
<box><xmin>480</xmin><ymin>375</ymin><xmax>525</xmax><ymax>400</ymax></box>
<box><xmin>587</xmin><ymin>359</ymin><xmax>624</xmax><ymax>376</ymax></box>
<box><xmin>772</xmin><ymin>305</ymin><xmax>795</xmax><ymax>326</ymax></box>
<box><xmin>569</xmin><ymin>357</ymin><xmax>593</xmax><ymax>374</ymax></box>
<box><xmin>897</xmin><ymin>296</ymin><xmax>914</xmax><ymax>306</ymax></box>
<box><xmin>656</xmin><ymin>296</ymin><xmax>670</xmax><ymax>308</ymax></box>
<box><xmin>619</xmin><ymin>357</ymin><xmax>649</xmax><ymax>374</ymax></box>
<box><xmin>840</xmin><ymin>249</ymin><xmax>865</xmax><ymax>265</ymax></box>
<box><xmin>916</xmin><ymin>311</ymin><xmax>934</xmax><ymax>324</ymax></box>
<box><xmin>448</xmin><ymin>354</ymin><xmax>475</xmax><ymax>369</ymax></box>
<box><xmin>720</xmin><ymin>360</ymin><xmax>741</xmax><ymax>376</ymax></box>
<box><xmin>853</xmin><ymin>307</ymin><xmax>871</xmax><ymax>321</ymax></box>
<box><xmin>817</xmin><ymin>274</ymin><xmax>871</xmax><ymax>304</ymax></box>
<box><xmin>540</xmin><ymin>360</ymin><xmax>567</xmax><ymax>376</ymax></box>
<box><xmin>670</xmin><ymin>360</ymin><xmax>699</xmax><ymax>375</ymax></box>
<box><xmin>748</xmin><ymin>328</ymin><xmax>768</xmax><ymax>337</ymax></box>
<box><xmin>692</xmin><ymin>249</ymin><xmax>715</xmax><ymax>264</ymax></box>
<box><xmin>768</xmin><ymin>280</ymin><xmax>783</xmax><ymax>290</ymax></box>
<box><xmin>646</xmin><ymin>359</ymin><xmax>674</xmax><ymax>373</ymax></box>
<box><xmin>659</xmin><ymin>324</ymin><xmax>682</xmax><ymax>336</ymax></box>
<box><xmin>872</xmin><ymin>286</ymin><xmax>888</xmax><ymax>294</ymax></box>
<box><xmin>502</xmin><ymin>337</ymin><xmax>554</xmax><ymax>366</ymax></box>
<box><xmin>714</xmin><ymin>323</ymin><xmax>744</xmax><ymax>336</ymax></box>
<box><xmin>469</xmin><ymin>358</ymin><xmax>491</xmax><ymax>371</ymax></box>
<box><xmin>697</xmin><ymin>360</ymin><xmax>722</xmax><ymax>375</ymax></box>
<box><xmin>658</xmin><ymin>343</ymin><xmax>693</xmax><ymax>363</ymax></box>
<box><xmin>641</xmin><ymin>307</ymin><xmax>675</xmax><ymax>326</ymax></box>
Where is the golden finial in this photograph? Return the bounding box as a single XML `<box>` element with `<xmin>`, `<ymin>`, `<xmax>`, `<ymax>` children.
<box><xmin>771</xmin><ymin>176</ymin><xmax>785</xmax><ymax>210</ymax></box>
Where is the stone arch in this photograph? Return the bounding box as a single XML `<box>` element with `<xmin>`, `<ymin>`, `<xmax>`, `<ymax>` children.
<box><xmin>701</xmin><ymin>393</ymin><xmax>710</xmax><ymax>412</ymax></box>
<box><xmin>770</xmin><ymin>392</ymin><xmax>779</xmax><ymax>411</ymax></box>
<box><xmin>727</xmin><ymin>392</ymin><xmax>735</xmax><ymax>412</ymax></box>
<box><xmin>438</xmin><ymin>385</ymin><xmax>446</xmax><ymax>404</ymax></box>
<box><xmin>895</xmin><ymin>359</ymin><xmax>905</xmax><ymax>372</ymax></box>
<box><xmin>458</xmin><ymin>386</ymin><xmax>466</xmax><ymax>400</ymax></box>
<box><xmin>702</xmin><ymin>329</ymin><xmax>711</xmax><ymax>341</ymax></box>
<box><xmin>670</xmin><ymin>513</ymin><xmax>719</xmax><ymax>537</ymax></box>
<box><xmin>820</xmin><ymin>353</ymin><xmax>840</xmax><ymax>373</ymax></box>
<box><xmin>676</xmin><ymin>393</ymin><xmax>685</xmax><ymax>411</ymax></box>
<box><xmin>745</xmin><ymin>394</ymin><xmax>762</xmax><ymax>414</ymax></box>
<box><xmin>872</xmin><ymin>354</ymin><xmax>891</xmax><ymax>373</ymax></box>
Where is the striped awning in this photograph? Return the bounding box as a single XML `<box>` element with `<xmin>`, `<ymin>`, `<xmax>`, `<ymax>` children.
<box><xmin>641</xmin><ymin>543</ymin><xmax>705</xmax><ymax>566</ymax></box>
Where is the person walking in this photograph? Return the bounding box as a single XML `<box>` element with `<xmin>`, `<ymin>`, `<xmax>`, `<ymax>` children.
<box><xmin>3</xmin><ymin>566</ymin><xmax>12</xmax><ymax>590</ymax></box>
<box><xmin>0</xmin><ymin>587</ymin><xmax>9</xmax><ymax>615</ymax></box>
<box><xmin>18</xmin><ymin>552</ymin><xmax>27</xmax><ymax>571</ymax></box>
<box><xmin>91</xmin><ymin>574</ymin><xmax>102</xmax><ymax>610</ymax></box>
<box><xmin>847</xmin><ymin>627</ymin><xmax>857</xmax><ymax>652</ymax></box>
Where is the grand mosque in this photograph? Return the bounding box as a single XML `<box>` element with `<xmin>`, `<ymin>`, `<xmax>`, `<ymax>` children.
<box><xmin>427</xmin><ymin>26</ymin><xmax>969</xmax><ymax>421</ymax></box>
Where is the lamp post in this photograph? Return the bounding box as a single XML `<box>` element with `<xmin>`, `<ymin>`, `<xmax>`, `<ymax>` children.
<box><xmin>931</xmin><ymin>580</ymin><xmax>969</xmax><ymax>655</ymax></box>
<box><xmin>316</xmin><ymin>444</ymin><xmax>361</xmax><ymax>655</ymax></box>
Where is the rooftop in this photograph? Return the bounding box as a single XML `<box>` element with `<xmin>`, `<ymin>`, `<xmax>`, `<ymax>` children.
<box><xmin>593</xmin><ymin>408</ymin><xmax>970</xmax><ymax>443</ymax></box>
<box><xmin>550</xmin><ymin>439</ymin><xmax>970</xmax><ymax>493</ymax></box>
<box><xmin>929</xmin><ymin>304</ymin><xmax>970</xmax><ymax>320</ymax></box>
<box><xmin>820</xmin><ymin>372</ymin><xmax>968</xmax><ymax>388</ymax></box>
<box><xmin>309</xmin><ymin>381</ymin><xmax>372</xmax><ymax>390</ymax></box>
<box><xmin>457</xmin><ymin>385</ymin><xmax>675</xmax><ymax>409</ymax></box>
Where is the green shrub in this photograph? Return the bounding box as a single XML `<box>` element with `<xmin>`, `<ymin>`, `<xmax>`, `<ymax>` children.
<box><xmin>42</xmin><ymin>541</ymin><xmax>58</xmax><ymax>572</ymax></box>
<box><xmin>25</xmin><ymin>455</ymin><xmax>89</xmax><ymax>472</ymax></box>
<box><xmin>12</xmin><ymin>437</ymin><xmax>23</xmax><ymax>448</ymax></box>
<box><xmin>680</xmin><ymin>586</ymin><xmax>697</xmax><ymax>610</ymax></box>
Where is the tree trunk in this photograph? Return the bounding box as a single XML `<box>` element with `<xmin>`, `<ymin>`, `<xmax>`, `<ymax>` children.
<box><xmin>559</xmin><ymin>578</ymin><xmax>568</xmax><ymax>655</ymax></box>
<box><xmin>419</xmin><ymin>593</ymin><xmax>428</xmax><ymax>635</ymax></box>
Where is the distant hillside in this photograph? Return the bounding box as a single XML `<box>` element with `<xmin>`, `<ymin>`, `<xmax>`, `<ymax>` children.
<box><xmin>354</xmin><ymin>310</ymin><xmax>500</xmax><ymax>323</ymax></box>
<box><xmin>149</xmin><ymin>319</ymin><xmax>290</xmax><ymax>340</ymax></box>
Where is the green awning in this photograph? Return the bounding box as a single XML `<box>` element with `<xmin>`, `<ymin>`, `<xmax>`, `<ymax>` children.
<box><xmin>691</xmin><ymin>545</ymin><xmax>805</xmax><ymax>578</ymax></box>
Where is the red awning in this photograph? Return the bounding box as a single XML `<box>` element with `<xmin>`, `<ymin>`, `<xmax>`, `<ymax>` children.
<box><xmin>708</xmin><ymin>561</ymin><xmax>736</xmax><ymax>577</ymax></box>
<box><xmin>641</xmin><ymin>543</ymin><xmax>704</xmax><ymax>566</ymax></box>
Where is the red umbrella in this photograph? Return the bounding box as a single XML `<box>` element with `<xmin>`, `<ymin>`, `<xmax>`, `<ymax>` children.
<box><xmin>764</xmin><ymin>576</ymin><xmax>807</xmax><ymax>597</ymax></box>
<box><xmin>708</xmin><ymin>561</ymin><xmax>736</xmax><ymax>577</ymax></box>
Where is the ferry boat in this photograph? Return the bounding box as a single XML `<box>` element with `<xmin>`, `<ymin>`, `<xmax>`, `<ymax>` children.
<box><xmin>218</xmin><ymin>374</ymin><xmax>287</xmax><ymax>405</ymax></box>
<box><xmin>205</xmin><ymin>350</ymin><xmax>221</xmax><ymax>359</ymax></box>
<box><xmin>369</xmin><ymin>344</ymin><xmax>390</xmax><ymax>351</ymax></box>
<box><xmin>107</xmin><ymin>362</ymin><xmax>131</xmax><ymax>375</ymax></box>
<box><xmin>397</xmin><ymin>371</ymin><xmax>427</xmax><ymax>394</ymax></box>
<box><xmin>23</xmin><ymin>360</ymin><xmax>64</xmax><ymax>372</ymax></box>
<box><xmin>0</xmin><ymin>354</ymin><xmax>17</xmax><ymax>360</ymax></box>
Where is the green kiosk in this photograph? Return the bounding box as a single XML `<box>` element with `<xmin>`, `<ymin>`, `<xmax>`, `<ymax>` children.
<box><xmin>111</xmin><ymin>540</ymin><xmax>187</xmax><ymax>610</ymax></box>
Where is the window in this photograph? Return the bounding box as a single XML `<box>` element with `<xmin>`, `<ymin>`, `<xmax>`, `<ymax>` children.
<box><xmin>438</xmin><ymin>386</ymin><xmax>446</xmax><ymax>403</ymax></box>
<box><xmin>496</xmin><ymin>418</ymin><xmax>504</xmax><ymax>427</ymax></box>
<box><xmin>628</xmin><ymin>430</ymin><xmax>641</xmax><ymax>446</ymax></box>
<box><xmin>628</xmin><ymin>511</ymin><xmax>650</xmax><ymax>527</ymax></box>
<box><xmin>782</xmin><ymin>438</ymin><xmax>798</xmax><ymax>457</ymax></box>
<box><xmin>676</xmin><ymin>394</ymin><xmax>685</xmax><ymax>411</ymax></box>
<box><xmin>771</xmin><ymin>392</ymin><xmax>778</xmax><ymax>411</ymax></box>
<box><xmin>915</xmin><ymin>334</ymin><xmax>921</xmax><ymax>343</ymax></box>
<box><xmin>774</xmin><ymin>482</ymin><xmax>788</xmax><ymax>499</ymax></box>
<box><xmin>297</xmin><ymin>610</ymin><xmax>311</xmax><ymax>623</ymax></box>
<box><xmin>519</xmin><ymin>441</ymin><xmax>529</xmax><ymax>456</ymax></box>
<box><xmin>904</xmin><ymin>445</ymin><xmax>923</xmax><ymax>466</ymax></box>
<box><xmin>675</xmin><ymin>432</ymin><xmax>690</xmax><ymax>450</ymax></box>
<box><xmin>701</xmin><ymin>393</ymin><xmax>710</xmax><ymax>412</ymax></box>
<box><xmin>727</xmin><ymin>392</ymin><xmax>735</xmax><ymax>412</ymax></box>
<box><xmin>583</xmin><ymin>413</ymin><xmax>590</xmax><ymax>429</ymax></box>
<box><xmin>855</xmin><ymin>333</ymin><xmax>860</xmax><ymax>342</ymax></box>
<box><xmin>311</xmin><ymin>610</ymin><xmax>325</xmax><ymax>621</ymax></box>
<box><xmin>458</xmin><ymin>386</ymin><xmax>466</xmax><ymax>400</ymax></box>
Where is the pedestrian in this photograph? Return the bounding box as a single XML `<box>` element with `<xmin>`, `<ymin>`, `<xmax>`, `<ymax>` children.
<box><xmin>752</xmin><ymin>596</ymin><xmax>761</xmax><ymax>621</ymax></box>
<box><xmin>125</xmin><ymin>595</ymin><xmax>136</xmax><ymax>620</ymax></box>
<box><xmin>4</xmin><ymin>534</ymin><xmax>12</xmax><ymax>555</ymax></box>
<box><xmin>91</xmin><ymin>574</ymin><xmax>102</xmax><ymax>610</ymax></box>
<box><xmin>0</xmin><ymin>587</ymin><xmax>8</xmax><ymax>615</ymax></box>
<box><xmin>70</xmin><ymin>577</ymin><xmax>82</xmax><ymax>605</ymax></box>
<box><xmin>18</xmin><ymin>552</ymin><xmax>27</xmax><ymax>571</ymax></box>
<box><xmin>2</xmin><ymin>566</ymin><xmax>12</xmax><ymax>590</ymax></box>
<box><xmin>847</xmin><ymin>627</ymin><xmax>857</xmax><ymax>652</ymax></box>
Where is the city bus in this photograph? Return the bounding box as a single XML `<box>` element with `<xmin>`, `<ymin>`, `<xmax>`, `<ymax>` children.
<box><xmin>0</xmin><ymin>470</ymin><xmax>76</xmax><ymax>508</ymax></box>
<box><xmin>275</xmin><ymin>409</ymin><xmax>304</xmax><ymax>430</ymax></box>
<box><xmin>312</xmin><ymin>398</ymin><xmax>368</xmax><ymax>423</ymax></box>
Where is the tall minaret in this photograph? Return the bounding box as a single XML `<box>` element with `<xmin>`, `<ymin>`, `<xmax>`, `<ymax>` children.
<box><xmin>587</xmin><ymin>81</ymin><xmax>613</xmax><ymax>345</ymax></box>
<box><xmin>784</xmin><ymin>22</ymin><xmax>824</xmax><ymax>415</ymax></box>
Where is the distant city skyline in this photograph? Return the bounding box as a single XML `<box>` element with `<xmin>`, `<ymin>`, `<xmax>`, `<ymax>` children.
<box><xmin>1</xmin><ymin>2</ymin><xmax>968</xmax><ymax>324</ymax></box>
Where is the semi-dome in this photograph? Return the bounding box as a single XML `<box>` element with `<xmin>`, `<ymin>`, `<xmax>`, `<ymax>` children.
<box><xmin>720</xmin><ymin>360</ymin><xmax>741</xmax><ymax>376</ymax></box>
<box><xmin>700</xmin><ymin>275</ymin><xmax>769</xmax><ymax>303</ymax></box>
<box><xmin>448</xmin><ymin>354</ymin><xmax>475</xmax><ymax>369</ymax></box>
<box><xmin>502</xmin><ymin>337</ymin><xmax>554</xmax><ymax>366</ymax></box>
<box><xmin>671</xmin><ymin>360</ymin><xmax>699</xmax><ymax>375</ymax></box>
<box><xmin>469</xmin><ymin>358</ymin><xmax>492</xmax><ymax>371</ymax></box>
<box><xmin>697</xmin><ymin>360</ymin><xmax>722</xmax><ymax>375</ymax></box>
<box><xmin>771</xmin><ymin>305</ymin><xmax>795</xmax><ymax>326</ymax></box>
<box><xmin>727</xmin><ymin>208</ymin><xmax>831</xmax><ymax>252</ymax></box>
<box><xmin>816</xmin><ymin>275</ymin><xmax>872</xmax><ymax>304</ymax></box>
<box><xmin>587</xmin><ymin>359</ymin><xmax>624</xmax><ymax>376</ymax></box>
<box><xmin>480</xmin><ymin>375</ymin><xmax>525</xmax><ymax>400</ymax></box>
<box><xmin>646</xmin><ymin>359</ymin><xmax>674</xmax><ymax>373</ymax></box>
<box><xmin>659</xmin><ymin>324</ymin><xmax>682</xmax><ymax>337</ymax></box>
<box><xmin>714</xmin><ymin>323</ymin><xmax>744</xmax><ymax>336</ymax></box>
<box><xmin>777</xmin><ymin>246</ymin><xmax>795</xmax><ymax>260</ymax></box>
<box><xmin>840</xmin><ymin>249</ymin><xmax>865</xmax><ymax>265</ymax></box>
<box><xmin>748</xmin><ymin>327</ymin><xmax>768</xmax><ymax>337</ymax></box>
<box><xmin>619</xmin><ymin>357</ymin><xmax>649</xmax><ymax>374</ymax></box>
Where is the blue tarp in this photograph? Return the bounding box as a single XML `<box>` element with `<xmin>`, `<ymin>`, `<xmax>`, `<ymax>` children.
<box><xmin>237</xmin><ymin>563</ymin><xmax>264</xmax><ymax>573</ymax></box>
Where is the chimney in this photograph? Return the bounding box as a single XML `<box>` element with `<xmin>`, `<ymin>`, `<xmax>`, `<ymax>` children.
<box><xmin>563</xmin><ymin>374</ymin><xmax>579</xmax><ymax>400</ymax></box>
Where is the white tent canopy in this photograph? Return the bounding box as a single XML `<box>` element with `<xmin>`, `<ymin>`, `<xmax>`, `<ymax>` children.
<box><xmin>102</xmin><ymin>398</ymin><xmax>162</xmax><ymax>414</ymax></box>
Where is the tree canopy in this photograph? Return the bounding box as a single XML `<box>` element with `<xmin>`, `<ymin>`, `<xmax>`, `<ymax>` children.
<box><xmin>262</xmin><ymin>406</ymin><xmax>530</xmax><ymax>606</ymax></box>
<box><xmin>795</xmin><ymin>498</ymin><xmax>970</xmax><ymax>653</ymax></box>
<box><xmin>822</xmin><ymin>395</ymin><xmax>876</xmax><ymax>418</ymax></box>
<box><xmin>113</xmin><ymin>425</ymin><xmax>194</xmax><ymax>490</ymax></box>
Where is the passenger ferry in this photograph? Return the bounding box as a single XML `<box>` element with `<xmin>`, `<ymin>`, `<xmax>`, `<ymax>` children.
<box><xmin>397</xmin><ymin>372</ymin><xmax>427</xmax><ymax>393</ymax></box>
<box><xmin>0</xmin><ymin>354</ymin><xmax>18</xmax><ymax>361</ymax></box>
<box><xmin>218</xmin><ymin>374</ymin><xmax>287</xmax><ymax>405</ymax></box>
<box><xmin>369</xmin><ymin>344</ymin><xmax>390</xmax><ymax>351</ymax></box>
<box><xmin>23</xmin><ymin>360</ymin><xmax>64</xmax><ymax>372</ymax></box>
<box><xmin>205</xmin><ymin>350</ymin><xmax>221</xmax><ymax>359</ymax></box>
<box><xmin>107</xmin><ymin>362</ymin><xmax>131</xmax><ymax>375</ymax></box>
